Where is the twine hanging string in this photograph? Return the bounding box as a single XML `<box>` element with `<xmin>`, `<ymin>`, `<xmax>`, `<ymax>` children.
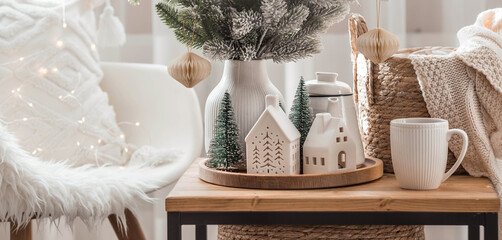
<box><xmin>181</xmin><ymin>9</ymin><xmax>198</xmax><ymax>52</ymax></box>
<box><xmin>182</xmin><ymin>21</ymin><xmax>189</xmax><ymax>52</ymax></box>
<box><xmin>376</xmin><ymin>0</ymin><xmax>381</xmax><ymax>28</ymax></box>
<box><xmin>190</xmin><ymin>11</ymin><xmax>197</xmax><ymax>52</ymax></box>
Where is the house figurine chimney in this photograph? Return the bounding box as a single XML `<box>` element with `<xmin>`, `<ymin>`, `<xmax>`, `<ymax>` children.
<box><xmin>265</xmin><ymin>95</ymin><xmax>279</xmax><ymax>109</ymax></box>
<box><xmin>316</xmin><ymin>113</ymin><xmax>332</xmax><ymax>131</ymax></box>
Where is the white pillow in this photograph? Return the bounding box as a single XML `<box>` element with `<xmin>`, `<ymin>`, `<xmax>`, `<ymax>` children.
<box><xmin>0</xmin><ymin>0</ymin><xmax>128</xmax><ymax>166</ymax></box>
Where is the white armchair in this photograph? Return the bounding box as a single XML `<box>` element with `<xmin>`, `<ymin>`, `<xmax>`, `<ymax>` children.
<box><xmin>100</xmin><ymin>62</ymin><xmax>203</xmax><ymax>239</ymax></box>
<box><xmin>100</xmin><ymin>62</ymin><xmax>203</xmax><ymax>183</ymax></box>
<box><xmin>5</xmin><ymin>62</ymin><xmax>203</xmax><ymax>240</ymax></box>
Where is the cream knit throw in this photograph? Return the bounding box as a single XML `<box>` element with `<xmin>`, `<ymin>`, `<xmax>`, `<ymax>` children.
<box><xmin>410</xmin><ymin>24</ymin><xmax>502</xmax><ymax>234</ymax></box>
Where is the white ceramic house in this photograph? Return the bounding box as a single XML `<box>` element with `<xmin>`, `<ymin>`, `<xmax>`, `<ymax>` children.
<box><xmin>303</xmin><ymin>112</ymin><xmax>357</xmax><ymax>174</ymax></box>
<box><xmin>245</xmin><ymin>95</ymin><xmax>301</xmax><ymax>175</ymax></box>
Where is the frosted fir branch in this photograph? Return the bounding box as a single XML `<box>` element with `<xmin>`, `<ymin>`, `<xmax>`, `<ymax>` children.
<box><xmin>203</xmin><ymin>39</ymin><xmax>235</xmax><ymax>60</ymax></box>
<box><xmin>275</xmin><ymin>5</ymin><xmax>309</xmax><ymax>34</ymax></box>
<box><xmin>260</xmin><ymin>0</ymin><xmax>288</xmax><ymax>28</ymax></box>
<box><xmin>231</xmin><ymin>10</ymin><xmax>262</xmax><ymax>39</ymax></box>
<box><xmin>155</xmin><ymin>0</ymin><xmax>355</xmax><ymax>63</ymax></box>
<box><xmin>271</xmin><ymin>37</ymin><xmax>322</xmax><ymax>62</ymax></box>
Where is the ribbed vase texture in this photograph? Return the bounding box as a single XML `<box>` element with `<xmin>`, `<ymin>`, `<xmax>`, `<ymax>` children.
<box><xmin>205</xmin><ymin>60</ymin><xmax>284</xmax><ymax>155</ymax></box>
<box><xmin>391</xmin><ymin>122</ymin><xmax>448</xmax><ymax>190</ymax></box>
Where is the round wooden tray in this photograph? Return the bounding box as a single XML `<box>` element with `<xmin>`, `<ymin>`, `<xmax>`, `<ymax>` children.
<box><xmin>199</xmin><ymin>157</ymin><xmax>383</xmax><ymax>189</ymax></box>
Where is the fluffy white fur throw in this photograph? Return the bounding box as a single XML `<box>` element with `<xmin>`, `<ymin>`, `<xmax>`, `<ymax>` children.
<box><xmin>410</xmin><ymin>8</ymin><xmax>502</xmax><ymax>236</ymax></box>
<box><xmin>0</xmin><ymin>120</ymin><xmax>179</xmax><ymax>229</ymax></box>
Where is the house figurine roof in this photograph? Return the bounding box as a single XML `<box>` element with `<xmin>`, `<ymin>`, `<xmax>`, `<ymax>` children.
<box><xmin>245</xmin><ymin>95</ymin><xmax>300</xmax><ymax>142</ymax></box>
<box><xmin>304</xmin><ymin>113</ymin><xmax>347</xmax><ymax>148</ymax></box>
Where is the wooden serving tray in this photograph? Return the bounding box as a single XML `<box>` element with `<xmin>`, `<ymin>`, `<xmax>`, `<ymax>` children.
<box><xmin>198</xmin><ymin>157</ymin><xmax>383</xmax><ymax>189</ymax></box>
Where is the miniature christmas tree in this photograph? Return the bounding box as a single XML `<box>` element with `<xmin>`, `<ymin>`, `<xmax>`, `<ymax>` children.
<box><xmin>289</xmin><ymin>77</ymin><xmax>313</xmax><ymax>174</ymax></box>
<box><xmin>208</xmin><ymin>92</ymin><xmax>243</xmax><ymax>170</ymax></box>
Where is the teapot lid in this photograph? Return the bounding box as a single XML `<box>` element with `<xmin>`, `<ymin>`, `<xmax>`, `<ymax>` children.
<box><xmin>305</xmin><ymin>72</ymin><xmax>352</xmax><ymax>95</ymax></box>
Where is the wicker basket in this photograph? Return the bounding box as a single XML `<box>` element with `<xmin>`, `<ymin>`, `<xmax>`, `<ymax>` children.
<box><xmin>218</xmin><ymin>225</ymin><xmax>425</xmax><ymax>240</ymax></box>
<box><xmin>349</xmin><ymin>14</ymin><xmax>466</xmax><ymax>174</ymax></box>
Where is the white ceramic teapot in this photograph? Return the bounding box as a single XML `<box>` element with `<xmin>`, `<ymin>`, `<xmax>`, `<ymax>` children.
<box><xmin>306</xmin><ymin>72</ymin><xmax>365</xmax><ymax>165</ymax></box>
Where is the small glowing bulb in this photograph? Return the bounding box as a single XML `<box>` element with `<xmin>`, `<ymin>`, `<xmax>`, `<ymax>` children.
<box><xmin>19</xmin><ymin>57</ymin><xmax>24</xmax><ymax>61</ymax></box>
<box><xmin>71</xmin><ymin>90</ymin><xmax>75</xmax><ymax>94</ymax></box>
<box><xmin>63</xmin><ymin>23</ymin><xmax>67</xmax><ymax>28</ymax></box>
<box><xmin>135</xmin><ymin>122</ymin><xmax>140</xmax><ymax>126</ymax></box>
<box><xmin>16</xmin><ymin>88</ymin><xmax>20</xmax><ymax>92</ymax></box>
<box><xmin>56</xmin><ymin>40</ymin><xmax>64</xmax><ymax>48</ymax></box>
<box><xmin>28</xmin><ymin>102</ymin><xmax>33</xmax><ymax>107</ymax></box>
<box><xmin>76</xmin><ymin>141</ymin><xmax>81</xmax><ymax>146</ymax></box>
<box><xmin>90</xmin><ymin>44</ymin><xmax>96</xmax><ymax>50</ymax></box>
<box><xmin>11</xmin><ymin>90</ymin><xmax>15</xmax><ymax>94</ymax></box>
<box><xmin>97</xmin><ymin>139</ymin><xmax>102</xmax><ymax>144</ymax></box>
<box><xmin>124</xmin><ymin>147</ymin><xmax>129</xmax><ymax>153</ymax></box>
<box><xmin>119</xmin><ymin>134</ymin><xmax>125</xmax><ymax>139</ymax></box>
<box><xmin>32</xmin><ymin>150</ymin><xmax>37</xmax><ymax>155</ymax></box>
<box><xmin>38</xmin><ymin>68</ymin><xmax>48</xmax><ymax>75</ymax></box>
<box><xmin>22</xmin><ymin>117</ymin><xmax>28</xmax><ymax>121</ymax></box>
<box><xmin>78</xmin><ymin>117</ymin><xmax>86</xmax><ymax>124</ymax></box>
<box><xmin>37</xmin><ymin>148</ymin><xmax>43</xmax><ymax>152</ymax></box>
<box><xmin>52</xmin><ymin>68</ymin><xmax>58</xmax><ymax>73</ymax></box>
<box><xmin>90</xmin><ymin>145</ymin><xmax>94</xmax><ymax>150</ymax></box>
<box><xmin>58</xmin><ymin>95</ymin><xmax>63</xmax><ymax>100</ymax></box>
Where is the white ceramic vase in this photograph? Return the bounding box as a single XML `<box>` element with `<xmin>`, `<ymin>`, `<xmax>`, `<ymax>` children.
<box><xmin>205</xmin><ymin>60</ymin><xmax>285</xmax><ymax>154</ymax></box>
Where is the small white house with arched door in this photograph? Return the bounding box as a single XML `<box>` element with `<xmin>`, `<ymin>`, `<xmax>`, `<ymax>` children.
<box><xmin>302</xmin><ymin>113</ymin><xmax>357</xmax><ymax>174</ymax></box>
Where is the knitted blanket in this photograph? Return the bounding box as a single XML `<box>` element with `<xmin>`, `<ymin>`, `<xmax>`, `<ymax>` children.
<box><xmin>410</xmin><ymin>21</ymin><xmax>502</xmax><ymax>235</ymax></box>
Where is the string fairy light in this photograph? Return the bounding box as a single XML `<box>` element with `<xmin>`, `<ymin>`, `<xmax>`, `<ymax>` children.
<box><xmin>0</xmin><ymin>0</ymin><xmax>149</xmax><ymax>164</ymax></box>
<box><xmin>39</xmin><ymin>67</ymin><xmax>48</xmax><ymax>76</ymax></box>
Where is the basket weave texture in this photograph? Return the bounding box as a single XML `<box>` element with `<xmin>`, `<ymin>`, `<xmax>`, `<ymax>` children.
<box><xmin>218</xmin><ymin>225</ymin><xmax>425</xmax><ymax>240</ymax></box>
<box><xmin>349</xmin><ymin>14</ymin><xmax>466</xmax><ymax>174</ymax></box>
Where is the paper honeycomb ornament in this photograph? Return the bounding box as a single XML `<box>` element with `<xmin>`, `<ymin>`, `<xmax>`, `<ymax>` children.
<box><xmin>356</xmin><ymin>28</ymin><xmax>399</xmax><ymax>64</ymax></box>
<box><xmin>168</xmin><ymin>52</ymin><xmax>211</xmax><ymax>88</ymax></box>
<box><xmin>356</xmin><ymin>0</ymin><xmax>400</xmax><ymax>64</ymax></box>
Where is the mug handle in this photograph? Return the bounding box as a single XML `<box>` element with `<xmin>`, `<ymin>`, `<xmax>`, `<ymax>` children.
<box><xmin>442</xmin><ymin>129</ymin><xmax>469</xmax><ymax>182</ymax></box>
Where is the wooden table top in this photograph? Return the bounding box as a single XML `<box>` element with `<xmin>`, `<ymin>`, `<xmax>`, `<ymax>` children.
<box><xmin>166</xmin><ymin>159</ymin><xmax>499</xmax><ymax>213</ymax></box>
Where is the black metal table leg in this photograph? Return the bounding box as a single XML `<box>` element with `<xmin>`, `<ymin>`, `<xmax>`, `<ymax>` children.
<box><xmin>196</xmin><ymin>225</ymin><xmax>207</xmax><ymax>240</ymax></box>
<box><xmin>468</xmin><ymin>225</ymin><xmax>480</xmax><ymax>240</ymax></box>
<box><xmin>484</xmin><ymin>213</ymin><xmax>498</xmax><ymax>240</ymax></box>
<box><xmin>168</xmin><ymin>212</ymin><xmax>182</xmax><ymax>240</ymax></box>
<box><xmin>169</xmin><ymin>211</ymin><xmax>498</xmax><ymax>240</ymax></box>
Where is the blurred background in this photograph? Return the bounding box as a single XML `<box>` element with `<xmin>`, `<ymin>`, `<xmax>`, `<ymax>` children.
<box><xmin>10</xmin><ymin>0</ymin><xmax>498</xmax><ymax>239</ymax></box>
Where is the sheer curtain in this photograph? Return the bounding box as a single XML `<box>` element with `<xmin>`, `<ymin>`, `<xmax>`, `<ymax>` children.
<box><xmin>12</xmin><ymin>0</ymin><xmax>499</xmax><ymax>239</ymax></box>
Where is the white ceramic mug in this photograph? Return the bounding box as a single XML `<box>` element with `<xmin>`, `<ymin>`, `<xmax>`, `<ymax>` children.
<box><xmin>390</xmin><ymin>118</ymin><xmax>468</xmax><ymax>190</ymax></box>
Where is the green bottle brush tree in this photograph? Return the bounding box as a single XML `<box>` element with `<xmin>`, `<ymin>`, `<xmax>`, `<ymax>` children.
<box><xmin>208</xmin><ymin>92</ymin><xmax>244</xmax><ymax>170</ymax></box>
<box><xmin>289</xmin><ymin>77</ymin><xmax>314</xmax><ymax>174</ymax></box>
